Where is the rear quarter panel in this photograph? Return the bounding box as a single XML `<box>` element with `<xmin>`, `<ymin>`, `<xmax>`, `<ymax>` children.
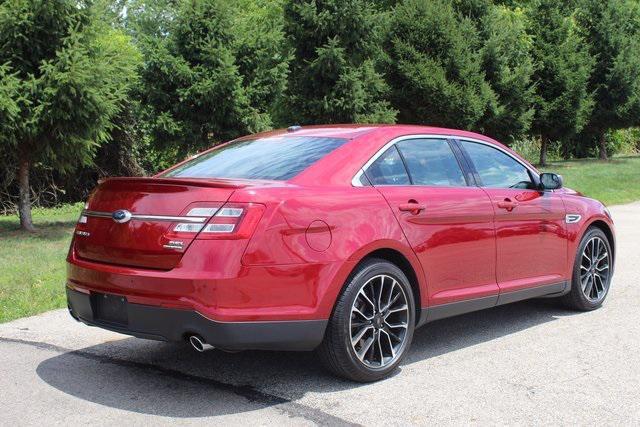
<box><xmin>234</xmin><ymin>186</ymin><xmax>428</xmax><ymax>309</ymax></box>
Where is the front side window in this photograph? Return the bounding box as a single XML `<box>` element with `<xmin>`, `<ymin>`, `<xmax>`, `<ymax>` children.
<box><xmin>396</xmin><ymin>139</ymin><xmax>466</xmax><ymax>187</ymax></box>
<box><xmin>365</xmin><ymin>146</ymin><xmax>411</xmax><ymax>185</ymax></box>
<box><xmin>163</xmin><ymin>136</ymin><xmax>347</xmax><ymax>181</ymax></box>
<box><xmin>461</xmin><ymin>141</ymin><xmax>535</xmax><ymax>189</ymax></box>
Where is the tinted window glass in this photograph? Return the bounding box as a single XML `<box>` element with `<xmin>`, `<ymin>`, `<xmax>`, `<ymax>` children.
<box><xmin>163</xmin><ymin>136</ymin><xmax>347</xmax><ymax>180</ymax></box>
<box><xmin>356</xmin><ymin>172</ymin><xmax>372</xmax><ymax>186</ymax></box>
<box><xmin>396</xmin><ymin>139</ymin><xmax>466</xmax><ymax>186</ymax></box>
<box><xmin>365</xmin><ymin>146</ymin><xmax>410</xmax><ymax>185</ymax></box>
<box><xmin>462</xmin><ymin>141</ymin><xmax>534</xmax><ymax>189</ymax></box>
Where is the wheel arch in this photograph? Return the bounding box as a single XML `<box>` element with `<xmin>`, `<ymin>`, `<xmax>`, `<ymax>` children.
<box><xmin>342</xmin><ymin>246</ymin><xmax>426</xmax><ymax>327</ymax></box>
<box><xmin>586</xmin><ymin>219</ymin><xmax>615</xmax><ymax>263</ymax></box>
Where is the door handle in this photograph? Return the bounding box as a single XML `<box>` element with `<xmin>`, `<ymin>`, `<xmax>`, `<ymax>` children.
<box><xmin>497</xmin><ymin>198</ymin><xmax>518</xmax><ymax>211</ymax></box>
<box><xmin>398</xmin><ymin>202</ymin><xmax>426</xmax><ymax>214</ymax></box>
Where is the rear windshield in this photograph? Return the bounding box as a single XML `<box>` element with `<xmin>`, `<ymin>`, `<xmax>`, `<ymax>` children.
<box><xmin>162</xmin><ymin>136</ymin><xmax>347</xmax><ymax>180</ymax></box>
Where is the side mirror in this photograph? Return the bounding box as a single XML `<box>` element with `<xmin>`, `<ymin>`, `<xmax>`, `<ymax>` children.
<box><xmin>539</xmin><ymin>172</ymin><xmax>563</xmax><ymax>190</ymax></box>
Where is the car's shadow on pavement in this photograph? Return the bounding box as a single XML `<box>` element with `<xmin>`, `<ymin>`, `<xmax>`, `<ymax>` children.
<box><xmin>36</xmin><ymin>298</ymin><xmax>577</xmax><ymax>417</ymax></box>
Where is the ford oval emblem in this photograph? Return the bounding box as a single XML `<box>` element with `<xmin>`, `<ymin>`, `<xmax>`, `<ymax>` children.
<box><xmin>112</xmin><ymin>209</ymin><xmax>132</xmax><ymax>224</ymax></box>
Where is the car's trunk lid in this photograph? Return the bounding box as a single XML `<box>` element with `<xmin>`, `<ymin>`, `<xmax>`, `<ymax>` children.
<box><xmin>73</xmin><ymin>177</ymin><xmax>245</xmax><ymax>269</ymax></box>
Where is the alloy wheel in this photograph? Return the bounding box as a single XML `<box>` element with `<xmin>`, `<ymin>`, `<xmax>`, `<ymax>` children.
<box><xmin>580</xmin><ymin>236</ymin><xmax>611</xmax><ymax>302</ymax></box>
<box><xmin>349</xmin><ymin>274</ymin><xmax>410</xmax><ymax>369</ymax></box>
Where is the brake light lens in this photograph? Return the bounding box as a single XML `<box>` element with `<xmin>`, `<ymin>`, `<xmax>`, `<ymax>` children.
<box><xmin>199</xmin><ymin>203</ymin><xmax>265</xmax><ymax>239</ymax></box>
<box><xmin>203</xmin><ymin>223</ymin><xmax>235</xmax><ymax>233</ymax></box>
<box><xmin>216</xmin><ymin>207</ymin><xmax>243</xmax><ymax>217</ymax></box>
<box><xmin>186</xmin><ymin>207</ymin><xmax>219</xmax><ymax>217</ymax></box>
<box><xmin>172</xmin><ymin>202</ymin><xmax>264</xmax><ymax>239</ymax></box>
<box><xmin>173</xmin><ymin>223</ymin><xmax>204</xmax><ymax>233</ymax></box>
<box><xmin>77</xmin><ymin>202</ymin><xmax>90</xmax><ymax>224</ymax></box>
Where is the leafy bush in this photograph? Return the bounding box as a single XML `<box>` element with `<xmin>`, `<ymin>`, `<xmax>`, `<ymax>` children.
<box><xmin>511</xmin><ymin>137</ymin><xmax>562</xmax><ymax>165</ymax></box>
<box><xmin>606</xmin><ymin>128</ymin><xmax>640</xmax><ymax>156</ymax></box>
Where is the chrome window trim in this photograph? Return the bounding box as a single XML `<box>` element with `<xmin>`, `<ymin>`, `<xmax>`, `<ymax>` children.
<box><xmin>352</xmin><ymin>134</ymin><xmax>539</xmax><ymax>187</ymax></box>
<box><xmin>351</xmin><ymin>168</ymin><xmax>368</xmax><ymax>187</ymax></box>
<box><xmin>82</xmin><ymin>210</ymin><xmax>208</xmax><ymax>223</ymax></box>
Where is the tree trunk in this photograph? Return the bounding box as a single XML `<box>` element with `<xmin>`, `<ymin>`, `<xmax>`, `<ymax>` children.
<box><xmin>539</xmin><ymin>136</ymin><xmax>548</xmax><ymax>167</ymax></box>
<box><xmin>598</xmin><ymin>130</ymin><xmax>608</xmax><ymax>160</ymax></box>
<box><xmin>17</xmin><ymin>155</ymin><xmax>35</xmax><ymax>232</ymax></box>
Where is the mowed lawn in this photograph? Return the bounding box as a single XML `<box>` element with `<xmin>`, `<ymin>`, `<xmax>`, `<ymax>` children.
<box><xmin>541</xmin><ymin>155</ymin><xmax>640</xmax><ymax>206</ymax></box>
<box><xmin>0</xmin><ymin>204</ymin><xmax>81</xmax><ymax>322</ymax></box>
<box><xmin>1</xmin><ymin>156</ymin><xmax>639</xmax><ymax>323</ymax></box>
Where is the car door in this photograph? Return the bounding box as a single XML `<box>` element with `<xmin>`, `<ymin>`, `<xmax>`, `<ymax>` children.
<box><xmin>364</xmin><ymin>137</ymin><xmax>498</xmax><ymax>315</ymax></box>
<box><xmin>456</xmin><ymin>139</ymin><xmax>567</xmax><ymax>295</ymax></box>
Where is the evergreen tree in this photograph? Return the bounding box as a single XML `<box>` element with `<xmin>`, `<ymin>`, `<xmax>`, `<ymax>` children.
<box><xmin>385</xmin><ymin>0</ymin><xmax>494</xmax><ymax>130</ymax></box>
<box><xmin>0</xmin><ymin>0</ymin><xmax>140</xmax><ymax>230</ymax></box>
<box><xmin>129</xmin><ymin>0</ymin><xmax>292</xmax><ymax>167</ymax></box>
<box><xmin>577</xmin><ymin>0</ymin><xmax>640</xmax><ymax>160</ymax></box>
<box><xmin>230</xmin><ymin>0</ymin><xmax>291</xmax><ymax>127</ymax></box>
<box><xmin>452</xmin><ymin>0</ymin><xmax>491</xmax><ymax>21</ymax></box>
<box><xmin>282</xmin><ymin>0</ymin><xmax>396</xmax><ymax>124</ymax></box>
<box><xmin>0</xmin><ymin>65</ymin><xmax>21</xmax><ymax>146</ymax></box>
<box><xmin>478</xmin><ymin>5</ymin><xmax>535</xmax><ymax>143</ymax></box>
<box><xmin>527</xmin><ymin>0</ymin><xmax>594</xmax><ymax>166</ymax></box>
<box><xmin>131</xmin><ymin>0</ymin><xmax>268</xmax><ymax>167</ymax></box>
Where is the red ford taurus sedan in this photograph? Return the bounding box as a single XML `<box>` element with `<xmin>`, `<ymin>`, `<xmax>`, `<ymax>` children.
<box><xmin>67</xmin><ymin>125</ymin><xmax>615</xmax><ymax>381</ymax></box>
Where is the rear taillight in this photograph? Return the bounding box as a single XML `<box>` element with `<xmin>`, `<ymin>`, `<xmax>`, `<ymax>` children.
<box><xmin>172</xmin><ymin>202</ymin><xmax>264</xmax><ymax>240</ymax></box>
<box><xmin>77</xmin><ymin>202</ymin><xmax>89</xmax><ymax>225</ymax></box>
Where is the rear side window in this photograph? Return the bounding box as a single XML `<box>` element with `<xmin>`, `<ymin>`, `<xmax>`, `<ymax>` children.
<box><xmin>163</xmin><ymin>136</ymin><xmax>347</xmax><ymax>180</ymax></box>
<box><xmin>396</xmin><ymin>138</ymin><xmax>466</xmax><ymax>187</ymax></box>
<box><xmin>461</xmin><ymin>141</ymin><xmax>535</xmax><ymax>189</ymax></box>
<box><xmin>365</xmin><ymin>146</ymin><xmax>411</xmax><ymax>185</ymax></box>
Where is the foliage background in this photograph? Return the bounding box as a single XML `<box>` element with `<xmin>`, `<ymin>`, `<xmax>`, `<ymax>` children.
<box><xmin>1</xmin><ymin>0</ymin><xmax>639</xmax><ymax>215</ymax></box>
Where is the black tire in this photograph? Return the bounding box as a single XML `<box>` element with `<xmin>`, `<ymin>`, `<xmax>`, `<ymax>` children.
<box><xmin>562</xmin><ymin>227</ymin><xmax>613</xmax><ymax>311</ymax></box>
<box><xmin>317</xmin><ymin>258</ymin><xmax>415</xmax><ymax>382</ymax></box>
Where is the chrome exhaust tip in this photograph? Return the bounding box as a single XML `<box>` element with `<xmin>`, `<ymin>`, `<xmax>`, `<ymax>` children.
<box><xmin>189</xmin><ymin>335</ymin><xmax>214</xmax><ymax>352</ymax></box>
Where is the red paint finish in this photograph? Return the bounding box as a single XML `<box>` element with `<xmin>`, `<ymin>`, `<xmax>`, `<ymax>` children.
<box><xmin>480</xmin><ymin>187</ymin><xmax>568</xmax><ymax>292</ymax></box>
<box><xmin>67</xmin><ymin>125</ymin><xmax>615</xmax><ymax>325</ymax></box>
<box><xmin>75</xmin><ymin>178</ymin><xmax>237</xmax><ymax>269</ymax></box>
<box><xmin>376</xmin><ymin>186</ymin><xmax>497</xmax><ymax>305</ymax></box>
<box><xmin>558</xmin><ymin>189</ymin><xmax>615</xmax><ymax>274</ymax></box>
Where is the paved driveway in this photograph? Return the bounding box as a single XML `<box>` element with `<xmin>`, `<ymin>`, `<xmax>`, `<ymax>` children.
<box><xmin>2</xmin><ymin>202</ymin><xmax>639</xmax><ymax>426</ymax></box>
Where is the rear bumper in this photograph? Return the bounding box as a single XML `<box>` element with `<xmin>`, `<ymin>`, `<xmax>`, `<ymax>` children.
<box><xmin>67</xmin><ymin>240</ymin><xmax>355</xmax><ymax>322</ymax></box>
<box><xmin>67</xmin><ymin>287</ymin><xmax>327</xmax><ymax>351</ymax></box>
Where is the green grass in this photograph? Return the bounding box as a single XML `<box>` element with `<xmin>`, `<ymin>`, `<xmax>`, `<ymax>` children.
<box><xmin>0</xmin><ymin>203</ymin><xmax>82</xmax><ymax>322</ymax></box>
<box><xmin>1</xmin><ymin>156</ymin><xmax>640</xmax><ymax>322</ymax></box>
<box><xmin>541</xmin><ymin>155</ymin><xmax>640</xmax><ymax>206</ymax></box>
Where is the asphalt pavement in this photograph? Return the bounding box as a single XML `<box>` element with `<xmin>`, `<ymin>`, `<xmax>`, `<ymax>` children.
<box><xmin>1</xmin><ymin>202</ymin><xmax>639</xmax><ymax>426</ymax></box>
